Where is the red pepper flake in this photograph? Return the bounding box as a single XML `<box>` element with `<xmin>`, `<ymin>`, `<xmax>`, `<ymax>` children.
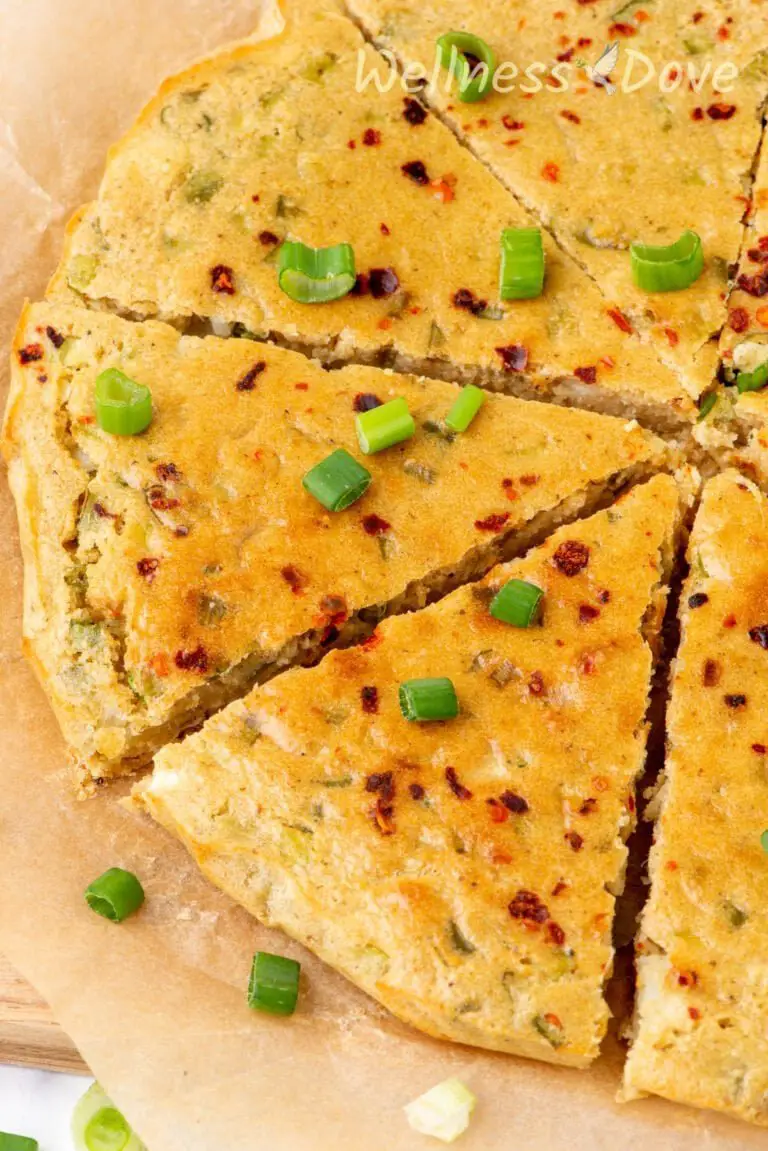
<box><xmin>156</xmin><ymin>462</ymin><xmax>181</xmax><ymax>483</ymax></box>
<box><xmin>560</xmin><ymin>110</ymin><xmax>581</xmax><ymax>124</ymax></box>
<box><xmin>210</xmin><ymin>264</ymin><xmax>235</xmax><ymax>294</ymax></box>
<box><xmin>474</xmin><ymin>512</ymin><xmax>510</xmax><ymax>532</ymax></box>
<box><xmin>577</xmin><ymin>37</ymin><xmax>592</xmax><ymax>47</ymax></box>
<box><xmin>369</xmin><ymin>267</ymin><xmax>400</xmax><ymax>298</ymax></box>
<box><xmin>729</xmin><ymin>307</ymin><xmax>750</xmax><ymax>333</ymax></box>
<box><xmin>377</xmin><ymin>317</ymin><xmax>393</xmax><ymax>331</ymax></box>
<box><xmin>453</xmin><ymin>287</ymin><xmax>489</xmax><ymax>316</ymax></box>
<box><xmin>677</xmin><ymin>970</ymin><xmax>699</xmax><ymax>988</ymax></box>
<box><xmin>147</xmin><ymin>489</ymin><xmax>181</xmax><ymax>512</ymax></box>
<box><xmin>580</xmin><ymin>653</ymin><xmax>597</xmax><ymax>675</ymax></box>
<box><xmin>362</xmin><ymin>630</ymin><xmax>383</xmax><ymax>651</ymax></box>
<box><xmin>362</xmin><ymin>513</ymin><xmax>391</xmax><ymax>536</ymax></box>
<box><xmin>495</xmin><ymin>344</ymin><xmax>529</xmax><ymax>372</ymax></box>
<box><xmin>547</xmin><ymin>921</ymin><xmax>566</xmax><ymax>946</ymax></box>
<box><xmin>401</xmin><ymin>160</ymin><xmax>430</xmax><ymax>185</ymax></box>
<box><xmin>509</xmin><ymin>889</ymin><xmax>549</xmax><ymax>924</ymax></box>
<box><xmin>664</xmin><ymin>328</ymin><xmax>679</xmax><ymax>347</ymax></box>
<box><xmin>607</xmin><ymin>307</ymin><xmax>633</xmax><ymax>333</ymax></box>
<box><xmin>703</xmin><ymin>659</ymin><xmax>721</xmax><ymax>687</ymax></box>
<box><xmin>487</xmin><ymin>798</ymin><xmax>509</xmax><ymax>824</ymax></box>
<box><xmin>579</xmin><ymin>604</ymin><xmax>600</xmax><ymax>624</ymax></box>
<box><xmin>519</xmin><ymin>473</ymin><xmax>539</xmax><ymax>487</ymax></box>
<box><xmin>361</xmin><ymin>685</ymin><xmax>379</xmax><ymax>714</ymax></box>
<box><xmin>136</xmin><ymin>557</ymin><xmax>160</xmax><ymax>582</ymax></box>
<box><xmin>666</xmin><ymin>860</ymin><xmax>678</xmax><ymax>871</ymax></box>
<box><xmin>430</xmin><ymin>178</ymin><xmax>455</xmax><ymax>204</ymax></box>
<box><xmin>627</xmin><ymin>794</ymin><xmax>636</xmax><ymax>813</ymax></box>
<box><xmin>556</xmin><ymin>47</ymin><xmax>575</xmax><ymax>62</ymax></box>
<box><xmin>692</xmin><ymin>11</ymin><xmax>704</xmax><ymax>23</ymax></box>
<box><xmin>93</xmin><ymin>502</ymin><xmax>116</xmax><ymax>520</ymax></box>
<box><xmin>749</xmin><ymin>624</ymin><xmax>768</xmax><ymax>649</ymax></box>
<box><xmin>18</xmin><ymin>343</ymin><xmax>44</xmax><ymax>365</ymax></box>
<box><xmin>574</xmin><ymin>366</ymin><xmax>597</xmax><ymax>384</ymax></box>
<box><xmin>373</xmin><ymin>798</ymin><xmax>396</xmax><ymax>835</ymax></box>
<box><xmin>251</xmin><ymin>194</ymin><xmax>260</xmax><ymax>203</ymax></box>
<box><xmin>593</xmin><ymin>776</ymin><xmax>610</xmax><ymax>792</ymax></box>
<box><xmin>552</xmin><ymin>880</ymin><xmax>568</xmax><ymax>896</ymax></box>
<box><xmin>258</xmin><ymin>230</ymin><xmax>279</xmax><ymax>246</ymax></box>
<box><xmin>707</xmin><ymin>103</ymin><xmax>737</xmax><ymax>121</ymax></box>
<box><xmin>528</xmin><ymin>670</ymin><xmax>545</xmax><ymax>696</ymax></box>
<box><xmin>688</xmin><ymin>593</ymin><xmax>709</xmax><ymax>609</ymax></box>
<box><xmin>294</xmin><ymin>381</ymin><xmax>309</xmax><ymax>391</ymax></box>
<box><xmin>541</xmin><ymin>161</ymin><xmax>560</xmax><ymax>182</ymax></box>
<box><xmin>553</xmin><ymin>539</ymin><xmax>590</xmax><ymax>576</ymax></box>
<box><xmin>688</xmin><ymin>1007</ymin><xmax>701</xmax><ymax>1021</ymax></box>
<box><xmin>724</xmin><ymin>693</ymin><xmax>747</xmax><ymax>710</ymax></box>
<box><xmin>737</xmin><ymin>270</ymin><xmax>768</xmax><ymax>297</ymax></box>
<box><xmin>236</xmin><ymin>361</ymin><xmax>266</xmax><ymax>391</ymax></box>
<box><xmin>691</xmin><ymin>107</ymin><xmax>704</xmax><ymax>122</ymax></box>
<box><xmin>45</xmin><ymin>326</ymin><xmax>65</xmax><ymax>348</ymax></box>
<box><xmin>363</xmin><ymin>128</ymin><xmax>381</xmax><ymax>147</ymax></box>
<box><xmin>752</xmin><ymin>743</ymin><xmax>767</xmax><ymax>754</ymax></box>
<box><xmin>502</xmin><ymin>115</ymin><xmax>525</xmax><ymax>131</ymax></box>
<box><xmin>347</xmin><ymin>139</ymin><xmax>356</xmax><ymax>150</ymax></box>
<box><xmin>149</xmin><ymin>652</ymin><xmax>170</xmax><ymax>677</ymax></box>
<box><xmin>403</xmin><ymin>97</ymin><xmax>427</xmax><ymax>126</ymax></box>
<box><xmin>565</xmin><ymin>831</ymin><xmax>584</xmax><ymax>852</ymax></box>
<box><xmin>609</xmin><ymin>21</ymin><xmax>636</xmax><ymax>36</ymax></box>
<box><xmin>366</xmin><ymin>770</ymin><xmax>394</xmax><ymax>799</ymax></box>
<box><xmin>409</xmin><ymin>782</ymin><xmax>425</xmax><ymax>800</ymax></box>
<box><xmin>445</xmin><ymin>766</ymin><xmax>472</xmax><ymax>800</ymax></box>
<box><xmin>281</xmin><ymin>564</ymin><xmax>307</xmax><ymax>595</ymax></box>
<box><xmin>501</xmin><ymin>790</ymin><xmax>529</xmax><ymax>814</ymax></box>
<box><xmin>175</xmin><ymin>646</ymin><xmax>209</xmax><ymax>673</ymax></box>
<box><xmin>747</xmin><ymin>248</ymin><xmax>768</xmax><ymax>264</ymax></box>
<box><xmin>723</xmin><ymin>614</ymin><xmax>737</xmax><ymax>628</ymax></box>
<box><xmin>354</xmin><ymin>392</ymin><xmax>382</xmax><ymax>412</ymax></box>
<box><xmin>319</xmin><ymin>594</ymin><xmax>348</xmax><ymax>627</ymax></box>
<box><xmin>579</xmin><ymin>798</ymin><xmax>598</xmax><ymax>816</ymax></box>
<box><xmin>380</xmin><ymin>222</ymin><xmax>390</xmax><ymax>236</ymax></box>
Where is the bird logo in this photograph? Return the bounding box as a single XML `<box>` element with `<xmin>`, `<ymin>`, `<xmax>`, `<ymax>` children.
<box><xmin>576</xmin><ymin>43</ymin><xmax>620</xmax><ymax>94</ymax></box>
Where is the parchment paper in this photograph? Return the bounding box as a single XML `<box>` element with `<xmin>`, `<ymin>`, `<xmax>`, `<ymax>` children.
<box><xmin>0</xmin><ymin>3</ymin><xmax>766</xmax><ymax>1147</ymax></box>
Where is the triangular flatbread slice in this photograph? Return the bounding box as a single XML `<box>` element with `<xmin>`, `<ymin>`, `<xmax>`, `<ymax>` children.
<box><xmin>3</xmin><ymin>301</ymin><xmax>667</xmax><ymax>786</ymax></box>
<box><xmin>624</xmin><ymin>471</ymin><xmax>768</xmax><ymax>1126</ymax></box>
<box><xmin>47</xmin><ymin>0</ymin><xmax>693</xmax><ymax>432</ymax></box>
<box><xmin>348</xmin><ymin>0</ymin><xmax>768</xmax><ymax>401</ymax></box>
<box><xmin>137</xmin><ymin>474</ymin><xmax>688</xmax><ymax>1067</ymax></box>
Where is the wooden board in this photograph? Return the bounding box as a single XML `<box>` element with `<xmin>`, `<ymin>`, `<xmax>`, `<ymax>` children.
<box><xmin>0</xmin><ymin>954</ymin><xmax>89</xmax><ymax>1074</ymax></box>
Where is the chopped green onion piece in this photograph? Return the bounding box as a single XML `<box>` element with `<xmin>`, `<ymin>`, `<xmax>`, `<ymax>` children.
<box><xmin>736</xmin><ymin>360</ymin><xmax>768</xmax><ymax>394</ymax></box>
<box><xmin>436</xmin><ymin>32</ymin><xmax>496</xmax><ymax>103</ymax></box>
<box><xmin>445</xmin><ymin>385</ymin><xmax>486</xmax><ymax>432</ymax></box>
<box><xmin>356</xmin><ymin>396</ymin><xmax>415</xmax><ymax>454</ymax></box>
<box><xmin>761</xmin><ymin>829</ymin><xmax>768</xmax><ymax>853</ymax></box>
<box><xmin>697</xmin><ymin>392</ymin><xmax>718</xmax><ymax>420</ymax></box>
<box><xmin>302</xmin><ymin>448</ymin><xmax>372</xmax><ymax>511</ymax></box>
<box><xmin>490</xmin><ymin>579</ymin><xmax>544</xmax><ymax>628</ymax></box>
<box><xmin>72</xmin><ymin>1084</ymin><xmax>146</xmax><ymax>1151</ymax></box>
<box><xmin>499</xmin><ymin>227</ymin><xmax>545</xmax><ymax>300</ymax></box>
<box><xmin>404</xmin><ymin>1078</ymin><xmax>477</xmax><ymax>1144</ymax></box>
<box><xmin>85</xmin><ymin>868</ymin><xmax>145</xmax><ymax>923</ymax></box>
<box><xmin>248</xmin><ymin>950</ymin><xmax>301</xmax><ymax>1016</ymax></box>
<box><xmin>399</xmin><ymin>677</ymin><xmax>459</xmax><ymax>723</ymax></box>
<box><xmin>277</xmin><ymin>240</ymin><xmax>355</xmax><ymax>303</ymax></box>
<box><xmin>94</xmin><ymin>369</ymin><xmax>152</xmax><ymax>436</ymax></box>
<box><xmin>0</xmin><ymin>1135</ymin><xmax>38</xmax><ymax>1151</ymax></box>
<box><xmin>630</xmin><ymin>229</ymin><xmax>704</xmax><ymax>293</ymax></box>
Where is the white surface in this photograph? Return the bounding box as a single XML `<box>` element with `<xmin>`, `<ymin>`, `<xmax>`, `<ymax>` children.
<box><xmin>0</xmin><ymin>1066</ymin><xmax>92</xmax><ymax>1150</ymax></box>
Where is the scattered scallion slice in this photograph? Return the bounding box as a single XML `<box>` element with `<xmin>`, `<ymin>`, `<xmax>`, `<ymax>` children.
<box><xmin>490</xmin><ymin>579</ymin><xmax>544</xmax><ymax>628</ymax></box>
<box><xmin>85</xmin><ymin>868</ymin><xmax>145</xmax><ymax>923</ymax></box>
<box><xmin>399</xmin><ymin>677</ymin><xmax>459</xmax><ymax>722</ymax></box>
<box><xmin>248</xmin><ymin>951</ymin><xmax>301</xmax><ymax>1016</ymax></box>
<box><xmin>499</xmin><ymin>227</ymin><xmax>545</xmax><ymax>300</ymax></box>
<box><xmin>445</xmin><ymin>385</ymin><xmax>486</xmax><ymax>433</ymax></box>
<box><xmin>0</xmin><ymin>1135</ymin><xmax>38</xmax><ymax>1151</ymax></box>
<box><xmin>277</xmin><ymin>240</ymin><xmax>355</xmax><ymax>303</ymax></box>
<box><xmin>356</xmin><ymin>396</ymin><xmax>415</xmax><ymax>454</ymax></box>
<box><xmin>436</xmin><ymin>32</ymin><xmax>496</xmax><ymax>103</ymax></box>
<box><xmin>72</xmin><ymin>1083</ymin><xmax>146</xmax><ymax>1151</ymax></box>
<box><xmin>94</xmin><ymin>369</ymin><xmax>152</xmax><ymax>436</ymax></box>
<box><xmin>697</xmin><ymin>392</ymin><xmax>718</xmax><ymax>420</ymax></box>
<box><xmin>736</xmin><ymin>360</ymin><xmax>768</xmax><ymax>394</ymax></box>
<box><xmin>629</xmin><ymin>229</ymin><xmax>704</xmax><ymax>293</ymax></box>
<box><xmin>404</xmin><ymin>1078</ymin><xmax>477</xmax><ymax>1144</ymax></box>
<box><xmin>761</xmin><ymin>829</ymin><xmax>768</xmax><ymax>853</ymax></box>
<box><xmin>302</xmin><ymin>448</ymin><xmax>371</xmax><ymax>511</ymax></box>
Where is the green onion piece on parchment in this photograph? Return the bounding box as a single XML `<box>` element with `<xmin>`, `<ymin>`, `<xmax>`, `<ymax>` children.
<box><xmin>0</xmin><ymin>1134</ymin><xmax>39</xmax><ymax>1151</ymax></box>
<box><xmin>490</xmin><ymin>579</ymin><xmax>544</xmax><ymax>628</ymax></box>
<box><xmin>736</xmin><ymin>360</ymin><xmax>768</xmax><ymax>394</ymax></box>
<box><xmin>72</xmin><ymin>1083</ymin><xmax>146</xmax><ymax>1151</ymax></box>
<box><xmin>630</xmin><ymin>230</ymin><xmax>704</xmax><ymax>293</ymax></box>
<box><xmin>445</xmin><ymin>384</ymin><xmax>486</xmax><ymax>432</ymax></box>
<box><xmin>85</xmin><ymin>868</ymin><xmax>145</xmax><ymax>923</ymax></box>
<box><xmin>499</xmin><ymin>227</ymin><xmax>545</xmax><ymax>300</ymax></box>
<box><xmin>94</xmin><ymin>369</ymin><xmax>152</xmax><ymax>436</ymax></box>
<box><xmin>436</xmin><ymin>32</ymin><xmax>496</xmax><ymax>103</ymax></box>
<box><xmin>277</xmin><ymin>240</ymin><xmax>356</xmax><ymax>303</ymax></box>
<box><xmin>356</xmin><ymin>396</ymin><xmax>415</xmax><ymax>454</ymax></box>
<box><xmin>399</xmin><ymin>677</ymin><xmax>459</xmax><ymax>722</ymax></box>
<box><xmin>248</xmin><ymin>951</ymin><xmax>301</xmax><ymax>1016</ymax></box>
<box><xmin>404</xmin><ymin>1078</ymin><xmax>477</xmax><ymax>1143</ymax></box>
<box><xmin>302</xmin><ymin>448</ymin><xmax>372</xmax><ymax>511</ymax></box>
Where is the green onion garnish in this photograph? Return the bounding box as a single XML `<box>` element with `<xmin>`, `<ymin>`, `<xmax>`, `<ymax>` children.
<box><xmin>697</xmin><ymin>392</ymin><xmax>718</xmax><ymax>420</ymax></box>
<box><xmin>248</xmin><ymin>951</ymin><xmax>301</xmax><ymax>1016</ymax></box>
<box><xmin>302</xmin><ymin>448</ymin><xmax>372</xmax><ymax>511</ymax></box>
<box><xmin>277</xmin><ymin>240</ymin><xmax>356</xmax><ymax>303</ymax></box>
<box><xmin>356</xmin><ymin>396</ymin><xmax>415</xmax><ymax>454</ymax></box>
<box><xmin>445</xmin><ymin>384</ymin><xmax>486</xmax><ymax>432</ymax></box>
<box><xmin>630</xmin><ymin>230</ymin><xmax>704</xmax><ymax>293</ymax></box>
<box><xmin>0</xmin><ymin>1136</ymin><xmax>38</xmax><ymax>1151</ymax></box>
<box><xmin>761</xmin><ymin>829</ymin><xmax>768</xmax><ymax>853</ymax></box>
<box><xmin>85</xmin><ymin>868</ymin><xmax>145</xmax><ymax>923</ymax></box>
<box><xmin>94</xmin><ymin>369</ymin><xmax>152</xmax><ymax>436</ymax></box>
<box><xmin>399</xmin><ymin>677</ymin><xmax>459</xmax><ymax>722</ymax></box>
<box><xmin>72</xmin><ymin>1083</ymin><xmax>146</xmax><ymax>1151</ymax></box>
<box><xmin>500</xmin><ymin>227</ymin><xmax>545</xmax><ymax>300</ymax></box>
<box><xmin>490</xmin><ymin>579</ymin><xmax>544</xmax><ymax>627</ymax></box>
<box><xmin>404</xmin><ymin>1078</ymin><xmax>477</xmax><ymax>1144</ymax></box>
<box><xmin>436</xmin><ymin>32</ymin><xmax>496</xmax><ymax>103</ymax></box>
<box><xmin>736</xmin><ymin>360</ymin><xmax>768</xmax><ymax>394</ymax></box>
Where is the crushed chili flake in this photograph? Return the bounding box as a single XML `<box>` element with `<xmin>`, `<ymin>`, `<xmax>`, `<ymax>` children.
<box><xmin>607</xmin><ymin>307</ymin><xmax>633</xmax><ymax>333</ymax></box>
<box><xmin>565</xmin><ymin>831</ymin><xmax>584</xmax><ymax>852</ymax></box>
<box><xmin>737</xmin><ymin>270</ymin><xmax>768</xmax><ymax>297</ymax></box>
<box><xmin>445</xmin><ymin>766</ymin><xmax>472</xmax><ymax>800</ymax></box>
<box><xmin>677</xmin><ymin>970</ymin><xmax>698</xmax><ymax>988</ymax></box>
<box><xmin>403</xmin><ymin>97</ymin><xmax>427</xmax><ymax>125</ymax></box>
<box><xmin>156</xmin><ymin>462</ymin><xmax>181</xmax><ymax>483</ymax></box>
<box><xmin>487</xmin><ymin>798</ymin><xmax>509</xmax><ymax>824</ymax></box>
<box><xmin>18</xmin><ymin>343</ymin><xmax>43</xmax><ymax>365</ymax></box>
<box><xmin>136</xmin><ymin>557</ymin><xmax>160</xmax><ymax>582</ymax></box>
<box><xmin>294</xmin><ymin>382</ymin><xmax>309</xmax><ymax>391</ymax></box>
<box><xmin>362</xmin><ymin>513</ymin><xmax>391</xmax><ymax>536</ymax></box>
<box><xmin>495</xmin><ymin>344</ymin><xmax>528</xmax><ymax>372</ymax></box>
<box><xmin>752</xmin><ymin>743</ymin><xmax>767</xmax><ymax>754</ymax></box>
<box><xmin>749</xmin><ymin>624</ymin><xmax>768</xmax><ymax>649</ymax></box>
<box><xmin>502</xmin><ymin>115</ymin><xmax>525</xmax><ymax>131</ymax></box>
<box><xmin>380</xmin><ymin>222</ymin><xmax>390</xmax><ymax>236</ymax></box>
<box><xmin>547</xmin><ymin>921</ymin><xmax>566</xmax><ymax>946</ymax></box>
<box><xmin>210</xmin><ymin>264</ymin><xmax>235</xmax><ymax>294</ymax></box>
<box><xmin>703</xmin><ymin>659</ymin><xmax>721</xmax><ymax>687</ymax></box>
<box><xmin>401</xmin><ymin>160</ymin><xmax>429</xmax><ymax>185</ymax></box>
<box><xmin>541</xmin><ymin>162</ymin><xmax>560</xmax><ymax>182</ymax></box>
<box><xmin>509</xmin><ymin>889</ymin><xmax>549</xmax><ymax>924</ymax></box>
<box><xmin>430</xmin><ymin>178</ymin><xmax>455</xmax><ymax>204</ymax></box>
<box><xmin>553</xmin><ymin>539</ymin><xmax>590</xmax><ymax>576</ymax></box>
<box><xmin>579</xmin><ymin>604</ymin><xmax>601</xmax><ymax>624</ymax></box>
<box><xmin>362</xmin><ymin>630</ymin><xmax>383</xmax><ymax>651</ymax></box>
<box><xmin>728</xmin><ymin>307</ymin><xmax>750</xmax><ymax>332</ymax></box>
<box><xmin>366</xmin><ymin>770</ymin><xmax>394</xmax><ymax>799</ymax></box>
<box><xmin>723</xmin><ymin>614</ymin><xmax>737</xmax><ymax>628</ymax></box>
<box><xmin>453</xmin><ymin>287</ymin><xmax>488</xmax><ymax>316</ymax></box>
<box><xmin>150</xmin><ymin>652</ymin><xmax>170</xmax><ymax>677</ymax></box>
<box><xmin>528</xmin><ymin>670</ymin><xmax>545</xmax><ymax>696</ymax></box>
<box><xmin>574</xmin><ymin>366</ymin><xmax>597</xmax><ymax>384</ymax></box>
<box><xmin>474</xmin><ymin>512</ymin><xmax>510</xmax><ymax>532</ymax></box>
<box><xmin>369</xmin><ymin>267</ymin><xmax>400</xmax><ymax>298</ymax></box>
<box><xmin>556</xmin><ymin>47</ymin><xmax>575</xmax><ymax>62</ymax></box>
<box><xmin>373</xmin><ymin>798</ymin><xmax>395</xmax><ymax>835</ymax></box>
<box><xmin>258</xmin><ymin>230</ymin><xmax>279</xmax><ymax>246</ymax></box>
<box><xmin>236</xmin><ymin>361</ymin><xmax>266</xmax><ymax>391</ymax></box>
<box><xmin>351</xmin><ymin>272</ymin><xmax>370</xmax><ymax>296</ymax></box>
<box><xmin>688</xmin><ymin>1007</ymin><xmax>701</xmax><ymax>1021</ymax></box>
<box><xmin>361</xmin><ymin>685</ymin><xmax>379</xmax><ymax>714</ymax></box>
<box><xmin>725</xmin><ymin>693</ymin><xmax>747</xmax><ymax>710</ymax></box>
<box><xmin>579</xmin><ymin>797</ymin><xmax>598</xmax><ymax>815</ymax></box>
<box><xmin>560</xmin><ymin>110</ymin><xmax>581</xmax><ymax>124</ymax></box>
<box><xmin>45</xmin><ymin>326</ymin><xmax>65</xmax><ymax>348</ymax></box>
<box><xmin>93</xmin><ymin>502</ymin><xmax>116</xmax><ymax>520</ymax></box>
<box><xmin>319</xmin><ymin>594</ymin><xmax>347</xmax><ymax>626</ymax></box>
<box><xmin>175</xmin><ymin>646</ymin><xmax>209</xmax><ymax>673</ymax></box>
<box><xmin>552</xmin><ymin>880</ymin><xmax>568</xmax><ymax>896</ymax></box>
<box><xmin>147</xmin><ymin>488</ymin><xmax>181</xmax><ymax>512</ymax></box>
<box><xmin>707</xmin><ymin>102</ymin><xmax>736</xmax><ymax>120</ymax></box>
<box><xmin>281</xmin><ymin>564</ymin><xmax>307</xmax><ymax>595</ymax></box>
<box><xmin>347</xmin><ymin>139</ymin><xmax>356</xmax><ymax>150</ymax></box>
<box><xmin>353</xmin><ymin>392</ymin><xmax>382</xmax><ymax>412</ymax></box>
<box><xmin>691</xmin><ymin>107</ymin><xmax>704</xmax><ymax>122</ymax></box>
<box><xmin>362</xmin><ymin>128</ymin><xmax>381</xmax><ymax>146</ymax></box>
<box><xmin>609</xmin><ymin>21</ymin><xmax>636</xmax><ymax>36</ymax></box>
<box><xmin>409</xmin><ymin>782</ymin><xmax>425</xmax><ymax>800</ymax></box>
<box><xmin>688</xmin><ymin>593</ymin><xmax>709</xmax><ymax>609</ymax></box>
<box><xmin>664</xmin><ymin>328</ymin><xmax>679</xmax><ymax>347</ymax></box>
<box><xmin>501</xmin><ymin>790</ymin><xmax>529</xmax><ymax>814</ymax></box>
